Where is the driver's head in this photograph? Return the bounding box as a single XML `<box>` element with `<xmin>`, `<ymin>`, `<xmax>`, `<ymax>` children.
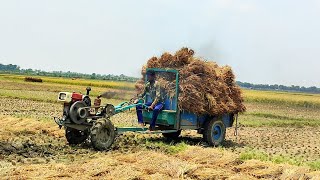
<box><xmin>147</xmin><ymin>70</ymin><xmax>156</xmax><ymax>82</ymax></box>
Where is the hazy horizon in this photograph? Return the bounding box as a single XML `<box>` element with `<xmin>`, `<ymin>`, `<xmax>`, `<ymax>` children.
<box><xmin>0</xmin><ymin>0</ymin><xmax>319</xmax><ymax>87</ymax></box>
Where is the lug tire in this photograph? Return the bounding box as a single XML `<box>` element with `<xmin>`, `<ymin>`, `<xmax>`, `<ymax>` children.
<box><xmin>65</xmin><ymin>127</ymin><xmax>88</xmax><ymax>145</ymax></box>
<box><xmin>90</xmin><ymin>118</ymin><xmax>115</xmax><ymax>150</ymax></box>
<box><xmin>203</xmin><ymin>118</ymin><xmax>226</xmax><ymax>146</ymax></box>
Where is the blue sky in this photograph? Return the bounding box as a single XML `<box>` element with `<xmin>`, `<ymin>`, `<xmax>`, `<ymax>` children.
<box><xmin>0</xmin><ymin>0</ymin><xmax>319</xmax><ymax>87</ymax></box>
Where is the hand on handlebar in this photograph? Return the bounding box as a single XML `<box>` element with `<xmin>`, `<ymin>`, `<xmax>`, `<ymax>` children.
<box><xmin>148</xmin><ymin>105</ymin><xmax>154</xmax><ymax>111</ymax></box>
<box><xmin>134</xmin><ymin>99</ymin><xmax>139</xmax><ymax>104</ymax></box>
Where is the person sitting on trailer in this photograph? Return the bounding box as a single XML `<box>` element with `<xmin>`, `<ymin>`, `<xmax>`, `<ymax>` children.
<box><xmin>134</xmin><ymin>70</ymin><xmax>164</xmax><ymax>131</ymax></box>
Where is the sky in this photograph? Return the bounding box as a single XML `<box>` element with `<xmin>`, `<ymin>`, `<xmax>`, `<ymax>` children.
<box><xmin>0</xmin><ymin>0</ymin><xmax>319</xmax><ymax>87</ymax></box>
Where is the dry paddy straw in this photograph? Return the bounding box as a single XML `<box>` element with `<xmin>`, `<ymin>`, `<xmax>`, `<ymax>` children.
<box><xmin>136</xmin><ymin>47</ymin><xmax>246</xmax><ymax>115</ymax></box>
<box><xmin>1</xmin><ymin>116</ymin><xmax>320</xmax><ymax>179</ymax></box>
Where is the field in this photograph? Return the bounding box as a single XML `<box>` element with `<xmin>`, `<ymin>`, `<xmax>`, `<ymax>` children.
<box><xmin>1</xmin><ymin>74</ymin><xmax>320</xmax><ymax>179</ymax></box>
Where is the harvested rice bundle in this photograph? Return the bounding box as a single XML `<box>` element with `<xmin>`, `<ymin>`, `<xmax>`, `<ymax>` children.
<box><xmin>134</xmin><ymin>79</ymin><xmax>145</xmax><ymax>95</ymax></box>
<box><xmin>136</xmin><ymin>47</ymin><xmax>245</xmax><ymax>115</ymax></box>
<box><xmin>148</xmin><ymin>48</ymin><xmax>195</xmax><ymax>69</ymax></box>
<box><xmin>147</xmin><ymin>57</ymin><xmax>160</xmax><ymax>68</ymax></box>
<box><xmin>179</xmin><ymin>74</ymin><xmax>207</xmax><ymax>114</ymax></box>
<box><xmin>220</xmin><ymin>66</ymin><xmax>246</xmax><ymax>112</ymax></box>
<box><xmin>158</xmin><ymin>53</ymin><xmax>175</xmax><ymax>68</ymax></box>
<box><xmin>25</xmin><ymin>77</ymin><xmax>43</xmax><ymax>83</ymax></box>
<box><xmin>135</xmin><ymin>65</ymin><xmax>147</xmax><ymax>94</ymax></box>
<box><xmin>170</xmin><ymin>47</ymin><xmax>194</xmax><ymax>68</ymax></box>
<box><xmin>157</xmin><ymin>77</ymin><xmax>176</xmax><ymax>98</ymax></box>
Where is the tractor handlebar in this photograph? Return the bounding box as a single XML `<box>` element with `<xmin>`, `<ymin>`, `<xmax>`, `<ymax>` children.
<box><xmin>114</xmin><ymin>99</ymin><xmax>149</xmax><ymax>114</ymax></box>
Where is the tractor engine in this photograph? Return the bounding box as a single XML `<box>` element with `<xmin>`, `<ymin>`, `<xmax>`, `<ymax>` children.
<box><xmin>54</xmin><ymin>87</ymin><xmax>117</xmax><ymax>149</ymax></box>
<box><xmin>57</xmin><ymin>87</ymin><xmax>92</xmax><ymax>124</ymax></box>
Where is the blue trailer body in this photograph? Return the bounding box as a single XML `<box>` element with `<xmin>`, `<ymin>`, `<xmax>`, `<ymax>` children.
<box><xmin>143</xmin><ymin>97</ymin><xmax>234</xmax><ymax>130</ymax></box>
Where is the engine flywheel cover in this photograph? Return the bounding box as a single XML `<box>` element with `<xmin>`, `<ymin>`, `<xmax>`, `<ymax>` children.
<box><xmin>105</xmin><ymin>104</ymin><xmax>115</xmax><ymax>117</ymax></box>
<box><xmin>69</xmin><ymin>101</ymin><xmax>88</xmax><ymax>124</ymax></box>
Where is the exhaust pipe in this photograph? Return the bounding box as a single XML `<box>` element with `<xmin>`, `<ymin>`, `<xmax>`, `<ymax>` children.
<box><xmin>86</xmin><ymin>87</ymin><xmax>91</xmax><ymax>95</ymax></box>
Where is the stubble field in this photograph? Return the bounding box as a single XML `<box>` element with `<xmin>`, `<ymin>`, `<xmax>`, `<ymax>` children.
<box><xmin>0</xmin><ymin>74</ymin><xmax>320</xmax><ymax>179</ymax></box>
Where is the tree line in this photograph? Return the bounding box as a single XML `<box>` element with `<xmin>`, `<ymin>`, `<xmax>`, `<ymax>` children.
<box><xmin>237</xmin><ymin>81</ymin><xmax>320</xmax><ymax>94</ymax></box>
<box><xmin>0</xmin><ymin>63</ymin><xmax>138</xmax><ymax>82</ymax></box>
<box><xmin>1</xmin><ymin>63</ymin><xmax>319</xmax><ymax>93</ymax></box>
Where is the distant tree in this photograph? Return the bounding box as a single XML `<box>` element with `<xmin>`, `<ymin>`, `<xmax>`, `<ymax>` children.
<box><xmin>0</xmin><ymin>63</ymin><xmax>20</xmax><ymax>71</ymax></box>
<box><xmin>91</xmin><ymin>73</ymin><xmax>96</xmax><ymax>79</ymax></box>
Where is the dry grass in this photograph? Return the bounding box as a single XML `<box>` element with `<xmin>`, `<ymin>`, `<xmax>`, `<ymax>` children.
<box><xmin>0</xmin><ymin>74</ymin><xmax>135</xmax><ymax>90</ymax></box>
<box><xmin>1</xmin><ymin>116</ymin><xmax>320</xmax><ymax>179</ymax></box>
<box><xmin>244</xmin><ymin>89</ymin><xmax>320</xmax><ymax>108</ymax></box>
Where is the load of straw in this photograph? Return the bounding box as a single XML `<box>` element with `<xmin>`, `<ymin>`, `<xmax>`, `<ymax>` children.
<box><xmin>135</xmin><ymin>47</ymin><xmax>246</xmax><ymax>115</ymax></box>
<box><xmin>24</xmin><ymin>77</ymin><xmax>43</xmax><ymax>83</ymax></box>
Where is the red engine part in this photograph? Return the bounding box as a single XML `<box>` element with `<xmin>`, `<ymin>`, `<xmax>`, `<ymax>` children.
<box><xmin>71</xmin><ymin>93</ymin><xmax>83</xmax><ymax>101</ymax></box>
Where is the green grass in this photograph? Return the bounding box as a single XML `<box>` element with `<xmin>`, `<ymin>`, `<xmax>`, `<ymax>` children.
<box><xmin>0</xmin><ymin>89</ymin><xmax>58</xmax><ymax>103</ymax></box>
<box><xmin>248</xmin><ymin>112</ymin><xmax>300</xmax><ymax>120</ymax></box>
<box><xmin>115</xmin><ymin>133</ymin><xmax>188</xmax><ymax>154</ymax></box>
<box><xmin>308</xmin><ymin>161</ymin><xmax>320</xmax><ymax>170</ymax></box>
<box><xmin>243</xmin><ymin>89</ymin><xmax>320</xmax><ymax>108</ymax></box>
<box><xmin>239</xmin><ymin>149</ymin><xmax>319</xmax><ymax>169</ymax></box>
<box><xmin>240</xmin><ymin>112</ymin><xmax>320</xmax><ymax>127</ymax></box>
<box><xmin>240</xmin><ymin>117</ymin><xmax>320</xmax><ymax>127</ymax></box>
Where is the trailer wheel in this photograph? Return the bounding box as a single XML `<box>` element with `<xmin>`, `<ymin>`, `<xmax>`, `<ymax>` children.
<box><xmin>65</xmin><ymin>127</ymin><xmax>88</xmax><ymax>145</ymax></box>
<box><xmin>203</xmin><ymin>118</ymin><xmax>226</xmax><ymax>146</ymax></box>
<box><xmin>162</xmin><ymin>130</ymin><xmax>181</xmax><ymax>139</ymax></box>
<box><xmin>90</xmin><ymin>118</ymin><xmax>115</xmax><ymax>150</ymax></box>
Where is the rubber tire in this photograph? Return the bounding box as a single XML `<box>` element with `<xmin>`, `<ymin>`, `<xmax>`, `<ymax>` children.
<box><xmin>65</xmin><ymin>127</ymin><xmax>88</xmax><ymax>145</ymax></box>
<box><xmin>203</xmin><ymin>118</ymin><xmax>226</xmax><ymax>146</ymax></box>
<box><xmin>90</xmin><ymin>118</ymin><xmax>115</xmax><ymax>151</ymax></box>
<box><xmin>162</xmin><ymin>130</ymin><xmax>181</xmax><ymax>139</ymax></box>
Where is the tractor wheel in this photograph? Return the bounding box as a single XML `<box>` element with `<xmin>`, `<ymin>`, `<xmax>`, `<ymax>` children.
<box><xmin>162</xmin><ymin>130</ymin><xmax>181</xmax><ymax>139</ymax></box>
<box><xmin>90</xmin><ymin>118</ymin><xmax>115</xmax><ymax>151</ymax></box>
<box><xmin>203</xmin><ymin>118</ymin><xmax>226</xmax><ymax>146</ymax></box>
<box><xmin>65</xmin><ymin>127</ymin><xmax>88</xmax><ymax>145</ymax></box>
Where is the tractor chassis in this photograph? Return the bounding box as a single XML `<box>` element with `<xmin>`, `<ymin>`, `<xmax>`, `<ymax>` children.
<box><xmin>54</xmin><ymin>117</ymin><xmax>180</xmax><ymax>135</ymax></box>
